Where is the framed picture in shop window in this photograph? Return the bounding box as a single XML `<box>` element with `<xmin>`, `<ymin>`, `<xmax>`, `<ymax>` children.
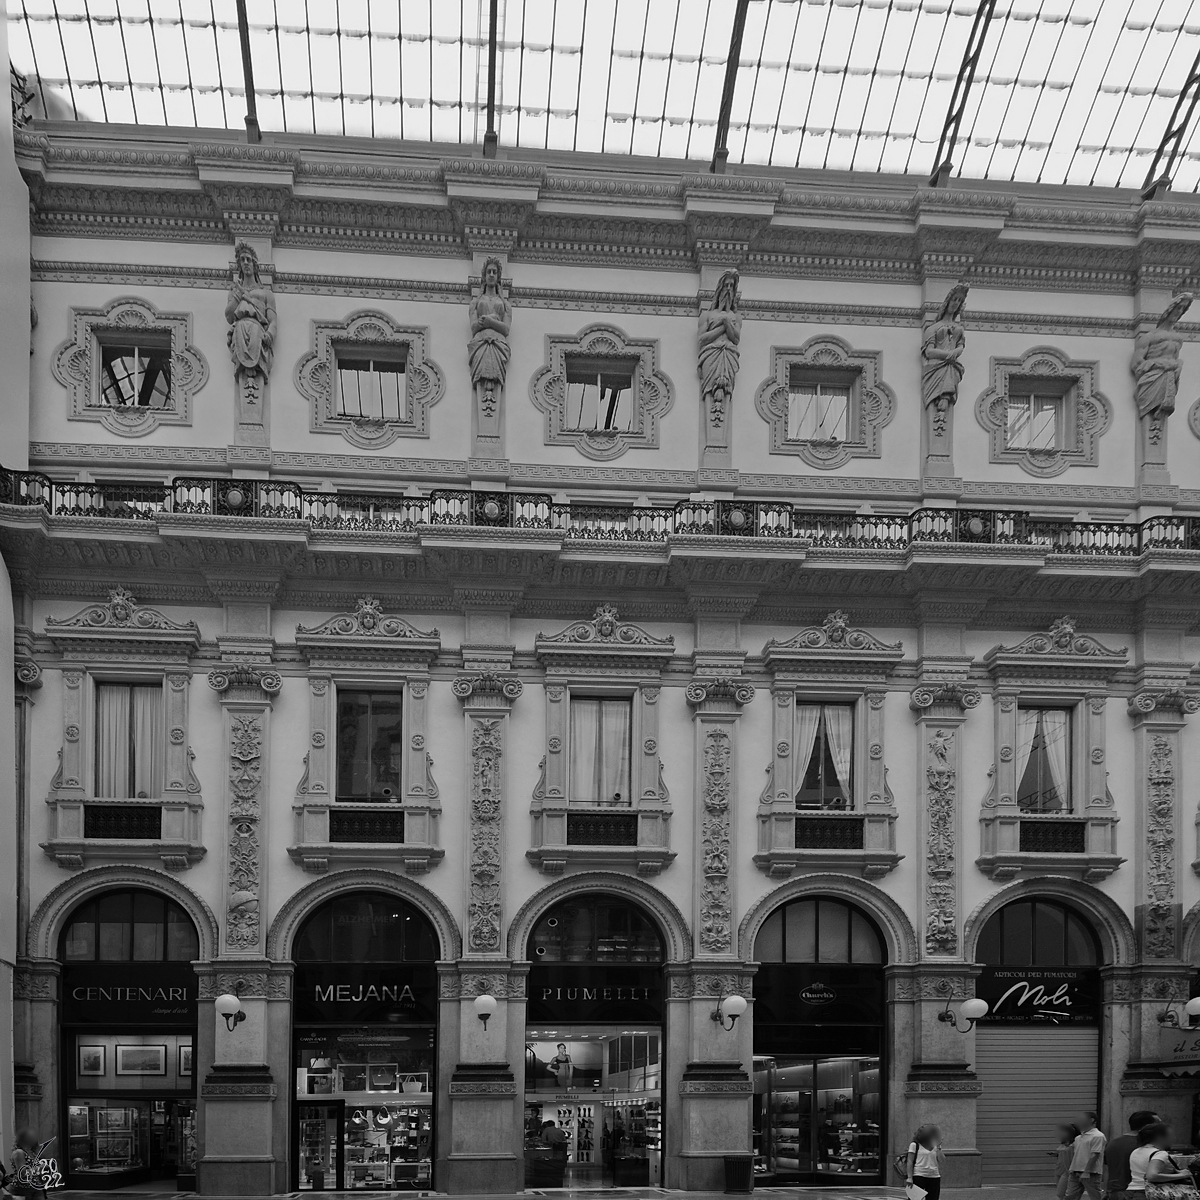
<box><xmin>178</xmin><ymin>1045</ymin><xmax>193</xmax><ymax>1077</ymax></box>
<box><xmin>96</xmin><ymin>1108</ymin><xmax>131</xmax><ymax>1133</ymax></box>
<box><xmin>67</xmin><ymin>1106</ymin><xmax>90</xmax><ymax>1137</ymax></box>
<box><xmin>78</xmin><ymin>1045</ymin><xmax>106</xmax><ymax>1076</ymax></box>
<box><xmin>116</xmin><ymin>1044</ymin><xmax>167</xmax><ymax>1076</ymax></box>
<box><xmin>95</xmin><ymin>1136</ymin><xmax>132</xmax><ymax>1162</ymax></box>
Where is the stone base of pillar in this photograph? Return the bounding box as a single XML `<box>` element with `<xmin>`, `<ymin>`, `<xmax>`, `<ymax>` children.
<box><xmin>905</xmin><ymin>1061</ymin><xmax>984</xmax><ymax>1188</ymax></box>
<box><xmin>197</xmin><ymin>1062</ymin><xmax>278</xmax><ymax>1196</ymax></box>
<box><xmin>443</xmin><ymin>1062</ymin><xmax>522</xmax><ymax>1194</ymax></box>
<box><xmin>676</xmin><ymin>1061</ymin><xmax>752</xmax><ymax>1191</ymax></box>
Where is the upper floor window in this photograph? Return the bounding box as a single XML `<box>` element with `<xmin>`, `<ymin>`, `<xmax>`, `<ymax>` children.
<box><xmin>62</xmin><ymin>889</ymin><xmax>199</xmax><ymax>962</ymax></box>
<box><xmin>754</xmin><ymin>897</ymin><xmax>884</xmax><ymax>964</ymax></box>
<box><xmin>564</xmin><ymin>355</ymin><xmax>636</xmax><ymax>433</ymax></box>
<box><xmin>95</xmin><ymin>682</ymin><xmax>164</xmax><ymax>799</ymax></box>
<box><xmin>569</xmin><ymin>696</ymin><xmax>632</xmax><ymax>805</ymax></box>
<box><xmin>1016</xmin><ymin>707</ymin><xmax>1070</xmax><ymax>813</ymax></box>
<box><xmin>529</xmin><ymin>894</ymin><xmax>664</xmax><ymax>962</ymax></box>
<box><xmin>97</xmin><ymin>337</ymin><xmax>172</xmax><ymax>410</ymax></box>
<box><xmin>1006</xmin><ymin>381</ymin><xmax>1065</xmax><ymax>452</ymax></box>
<box><xmin>976</xmin><ymin>898</ymin><xmax>1099</xmax><ymax>967</ymax></box>
<box><xmin>795</xmin><ymin>703</ymin><xmax>853</xmax><ymax>810</ymax></box>
<box><xmin>336</xmin><ymin>690</ymin><xmax>403</xmax><ymax>802</ymax></box>
<box><xmin>788</xmin><ymin>372</ymin><xmax>851</xmax><ymax>443</ymax></box>
<box><xmin>293</xmin><ymin>891</ymin><xmax>438</xmax><ymax>962</ymax></box>
<box><xmin>336</xmin><ymin>351</ymin><xmax>407</xmax><ymax>423</ymax></box>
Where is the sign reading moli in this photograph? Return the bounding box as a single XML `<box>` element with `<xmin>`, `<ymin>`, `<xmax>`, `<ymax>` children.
<box><xmin>753</xmin><ymin>965</ymin><xmax>884</xmax><ymax>1026</ymax></box>
<box><xmin>61</xmin><ymin>964</ymin><xmax>197</xmax><ymax>1024</ymax></box>
<box><xmin>976</xmin><ymin>966</ymin><xmax>1101</xmax><ymax>1025</ymax></box>
<box><xmin>293</xmin><ymin>964</ymin><xmax>437</xmax><ymax>1023</ymax></box>
<box><xmin>526</xmin><ymin>965</ymin><xmax>663</xmax><ymax>1023</ymax></box>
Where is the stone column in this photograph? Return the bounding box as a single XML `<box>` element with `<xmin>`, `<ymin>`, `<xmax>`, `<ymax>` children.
<box><xmin>906</xmin><ymin>681</ymin><xmax>984</xmax><ymax>1187</ymax></box>
<box><xmin>444</xmin><ymin>671</ymin><xmax>523</xmax><ymax>1193</ymax></box>
<box><xmin>12</xmin><ymin>961</ymin><xmax>57</xmax><ymax>1153</ymax></box>
<box><xmin>198</xmin><ymin>665</ymin><xmax>282</xmax><ymax>1196</ymax></box>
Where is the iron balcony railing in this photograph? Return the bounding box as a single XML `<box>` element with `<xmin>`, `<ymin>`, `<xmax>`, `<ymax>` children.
<box><xmin>0</xmin><ymin>470</ymin><xmax>1194</xmax><ymax>556</ymax></box>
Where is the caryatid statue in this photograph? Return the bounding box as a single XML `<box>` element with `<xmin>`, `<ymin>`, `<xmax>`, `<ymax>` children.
<box><xmin>225</xmin><ymin>242</ymin><xmax>277</xmax><ymax>401</ymax></box>
<box><xmin>921</xmin><ymin>281</ymin><xmax>969</xmax><ymax>439</ymax></box>
<box><xmin>468</xmin><ymin>257</ymin><xmax>511</xmax><ymax>418</ymax></box>
<box><xmin>697</xmin><ymin>269</ymin><xmax>742</xmax><ymax>425</ymax></box>
<box><xmin>1132</xmin><ymin>292</ymin><xmax>1193</xmax><ymax>424</ymax></box>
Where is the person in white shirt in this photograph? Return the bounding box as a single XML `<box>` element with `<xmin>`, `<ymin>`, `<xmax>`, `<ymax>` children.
<box><xmin>1066</xmin><ymin>1111</ymin><xmax>1106</xmax><ymax>1200</ymax></box>
<box><xmin>906</xmin><ymin>1124</ymin><xmax>945</xmax><ymax>1200</ymax></box>
<box><xmin>1128</xmin><ymin>1121</ymin><xmax>1197</xmax><ymax>1195</ymax></box>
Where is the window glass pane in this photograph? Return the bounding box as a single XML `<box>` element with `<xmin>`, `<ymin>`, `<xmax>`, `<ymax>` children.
<box><xmin>95</xmin><ymin>683</ymin><xmax>132</xmax><ymax>799</ymax></box>
<box><xmin>1034</xmin><ymin>901</ymin><xmax>1067</xmax><ymax>967</ymax></box>
<box><xmin>293</xmin><ymin>892</ymin><xmax>437</xmax><ymax>962</ymax></box>
<box><xmin>569</xmin><ymin>697</ymin><xmax>632</xmax><ymax>804</ymax></box>
<box><xmin>1006</xmin><ymin>398</ymin><xmax>1032</xmax><ymax>448</ymax></box>
<box><xmin>565</xmin><ymin>378</ymin><xmax>599</xmax><ymax>429</ymax></box>
<box><xmin>336</xmin><ymin>691</ymin><xmax>370</xmax><ymax>797</ymax></box>
<box><xmin>130</xmin><ymin>684</ymin><xmax>165</xmax><ymax>799</ymax></box>
<box><xmin>337</xmin><ymin>359</ymin><xmax>370</xmax><ymax>417</ymax></box>
<box><xmin>817</xmin><ymin>900</ymin><xmax>850</xmax><ymax>963</ymax></box>
<box><xmin>377</xmin><ymin>362</ymin><xmax>405</xmax><ymax>422</ymax></box>
<box><xmin>784</xmin><ymin>900</ymin><xmax>817</xmax><ymax>963</ymax></box>
<box><xmin>97</xmin><ymin>892</ymin><xmax>133</xmax><ymax>960</ymax></box>
<box><xmin>755</xmin><ymin>909</ymin><xmax>784</xmax><ymax>961</ymax></box>
<box><xmin>850</xmin><ymin>910</ymin><xmax>883</xmax><ymax>964</ymax></box>
<box><xmin>816</xmin><ymin>386</ymin><xmax>850</xmax><ymax>440</ymax></box>
<box><xmin>528</xmin><ymin>897</ymin><xmax>663</xmax><ymax>962</ymax></box>
<box><xmin>368</xmin><ymin>695</ymin><xmax>403</xmax><ymax>800</ymax></box>
<box><xmin>977</xmin><ymin>912</ymin><xmax>1002</xmax><ymax>964</ymax></box>
<box><xmin>99</xmin><ymin>345</ymin><xmax>171</xmax><ymax>409</ymax></box>
<box><xmin>166</xmin><ymin>906</ymin><xmax>199</xmax><ymax>961</ymax></box>
<box><xmin>1065</xmin><ymin>910</ymin><xmax>1099</xmax><ymax>966</ymax></box>
<box><xmin>787</xmin><ymin>386</ymin><xmax>818</xmax><ymax>440</ymax></box>
<box><xmin>64</xmin><ymin>902</ymin><xmax>97</xmax><ymax>960</ymax></box>
<box><xmin>1030</xmin><ymin>396</ymin><xmax>1058</xmax><ymax>449</ymax></box>
<box><xmin>138</xmin><ymin>347</ymin><xmax>172</xmax><ymax>408</ymax></box>
<box><xmin>132</xmin><ymin>893</ymin><xmax>165</xmax><ymax>960</ymax></box>
<box><xmin>1000</xmin><ymin>901</ymin><xmax>1034</xmax><ymax>967</ymax></box>
<box><xmin>293</xmin><ymin>908</ymin><xmax>333</xmax><ymax>962</ymax></box>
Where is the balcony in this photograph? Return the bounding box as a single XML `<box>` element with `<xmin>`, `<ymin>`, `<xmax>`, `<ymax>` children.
<box><xmin>977</xmin><ymin>813</ymin><xmax>1122</xmax><ymax>881</ymax></box>
<box><xmin>567</xmin><ymin>811</ymin><xmax>638</xmax><ymax>846</ymax></box>
<box><xmin>529</xmin><ymin>805</ymin><xmax>675</xmax><ymax>876</ymax></box>
<box><xmin>43</xmin><ymin>797</ymin><xmax>205</xmax><ymax>870</ymax></box>
<box><xmin>754</xmin><ymin>811</ymin><xmax>902</xmax><ymax>878</ymax></box>
<box><xmin>289</xmin><ymin>802</ymin><xmax>444</xmax><ymax>874</ymax></box>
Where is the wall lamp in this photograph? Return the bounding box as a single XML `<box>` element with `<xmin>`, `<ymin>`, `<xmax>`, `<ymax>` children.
<box><xmin>938</xmin><ymin>998</ymin><xmax>989</xmax><ymax>1032</ymax></box>
<box><xmin>474</xmin><ymin>994</ymin><xmax>498</xmax><ymax>1031</ymax></box>
<box><xmin>711</xmin><ymin>994</ymin><xmax>748</xmax><ymax>1031</ymax></box>
<box><xmin>214</xmin><ymin>992</ymin><xmax>246</xmax><ymax>1033</ymax></box>
<box><xmin>1157</xmin><ymin>997</ymin><xmax>1200</xmax><ymax>1028</ymax></box>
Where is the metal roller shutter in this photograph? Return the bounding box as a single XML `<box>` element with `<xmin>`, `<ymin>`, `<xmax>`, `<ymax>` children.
<box><xmin>975</xmin><ymin>1026</ymin><xmax>1100</xmax><ymax>1186</ymax></box>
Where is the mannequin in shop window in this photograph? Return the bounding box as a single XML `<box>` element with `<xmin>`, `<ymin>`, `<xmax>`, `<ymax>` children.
<box><xmin>549</xmin><ymin>1043</ymin><xmax>574</xmax><ymax>1090</ymax></box>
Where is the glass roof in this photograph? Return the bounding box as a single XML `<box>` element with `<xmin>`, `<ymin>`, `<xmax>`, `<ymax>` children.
<box><xmin>9</xmin><ymin>0</ymin><xmax>1200</xmax><ymax>192</ymax></box>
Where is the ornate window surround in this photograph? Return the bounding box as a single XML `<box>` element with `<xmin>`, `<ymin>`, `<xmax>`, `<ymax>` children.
<box><xmin>529</xmin><ymin>324</ymin><xmax>674</xmax><ymax>461</ymax></box>
<box><xmin>290</xmin><ymin>597</ymin><xmax>444</xmax><ymax>874</ymax></box>
<box><xmin>977</xmin><ymin>616</ymin><xmax>1127</xmax><ymax>882</ymax></box>
<box><xmin>51</xmin><ymin>296</ymin><xmax>208</xmax><ymax>438</ymax></box>
<box><xmin>753</xmin><ymin>335</ymin><xmax>896</xmax><ymax>470</ymax></box>
<box><xmin>757</xmin><ymin>612</ymin><xmax>905</xmax><ymax>878</ymax></box>
<box><xmin>41</xmin><ymin>588</ymin><xmax>204</xmax><ymax>871</ymax></box>
<box><xmin>529</xmin><ymin>604</ymin><xmax>677</xmax><ymax>876</ymax></box>
<box><xmin>295</xmin><ymin>310</ymin><xmax>446</xmax><ymax>449</ymax></box>
<box><xmin>974</xmin><ymin>345</ymin><xmax>1112</xmax><ymax>478</ymax></box>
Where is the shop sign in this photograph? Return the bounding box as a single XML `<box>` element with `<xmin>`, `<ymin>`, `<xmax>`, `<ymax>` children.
<box><xmin>1158</xmin><ymin>1028</ymin><xmax>1200</xmax><ymax>1070</ymax></box>
<box><xmin>753</xmin><ymin>965</ymin><xmax>884</xmax><ymax>1026</ymax></box>
<box><xmin>976</xmin><ymin>966</ymin><xmax>1100</xmax><ymax>1025</ymax></box>
<box><xmin>293</xmin><ymin>964</ymin><xmax>437</xmax><ymax>1023</ymax></box>
<box><xmin>799</xmin><ymin>982</ymin><xmax>837</xmax><ymax>1006</ymax></box>
<box><xmin>61</xmin><ymin>963</ymin><xmax>197</xmax><ymax>1025</ymax></box>
<box><xmin>526</xmin><ymin>965</ymin><xmax>663</xmax><ymax>1022</ymax></box>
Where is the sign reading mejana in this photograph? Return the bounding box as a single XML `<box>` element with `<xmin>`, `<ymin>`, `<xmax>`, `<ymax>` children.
<box><xmin>976</xmin><ymin>966</ymin><xmax>1101</xmax><ymax>1025</ymax></box>
<box><xmin>293</xmin><ymin>964</ymin><xmax>437</xmax><ymax>1023</ymax></box>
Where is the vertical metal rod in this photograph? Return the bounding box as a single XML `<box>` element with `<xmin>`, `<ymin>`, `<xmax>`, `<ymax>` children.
<box><xmin>235</xmin><ymin>0</ymin><xmax>262</xmax><ymax>142</ymax></box>
<box><xmin>484</xmin><ymin>0</ymin><xmax>499</xmax><ymax>155</ymax></box>
<box><xmin>928</xmin><ymin>0</ymin><xmax>997</xmax><ymax>187</ymax></box>
<box><xmin>1143</xmin><ymin>43</ymin><xmax>1200</xmax><ymax>199</ymax></box>
<box><xmin>710</xmin><ymin>0</ymin><xmax>751</xmax><ymax>174</ymax></box>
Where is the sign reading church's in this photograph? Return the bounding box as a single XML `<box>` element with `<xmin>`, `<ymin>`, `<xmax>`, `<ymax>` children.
<box><xmin>527</xmin><ymin>966</ymin><xmax>663</xmax><ymax>1023</ymax></box>
<box><xmin>61</xmin><ymin>964</ymin><xmax>197</xmax><ymax>1024</ymax></box>
<box><xmin>293</xmin><ymin>964</ymin><xmax>437</xmax><ymax>1023</ymax></box>
<box><xmin>976</xmin><ymin>966</ymin><xmax>1101</xmax><ymax>1025</ymax></box>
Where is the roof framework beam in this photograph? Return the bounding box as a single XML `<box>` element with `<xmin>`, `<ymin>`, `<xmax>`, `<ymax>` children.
<box><xmin>1142</xmin><ymin>43</ymin><xmax>1200</xmax><ymax>200</ymax></box>
<box><xmin>234</xmin><ymin>0</ymin><xmax>261</xmax><ymax>143</ymax></box>
<box><xmin>928</xmin><ymin>0</ymin><xmax>998</xmax><ymax>187</ymax></box>
<box><xmin>710</xmin><ymin>0</ymin><xmax>751</xmax><ymax>174</ymax></box>
<box><xmin>483</xmin><ymin>0</ymin><xmax>500</xmax><ymax>157</ymax></box>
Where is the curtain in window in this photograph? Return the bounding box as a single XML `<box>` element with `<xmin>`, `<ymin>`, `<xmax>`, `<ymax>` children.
<box><xmin>823</xmin><ymin>705</ymin><xmax>854</xmax><ymax>799</ymax></box>
<box><xmin>131</xmin><ymin>685</ymin><xmax>165</xmax><ymax>798</ymax></box>
<box><xmin>795</xmin><ymin>705</ymin><xmax>822</xmax><ymax>783</ymax></box>
<box><xmin>570</xmin><ymin>699</ymin><xmax>632</xmax><ymax>804</ymax></box>
<box><xmin>95</xmin><ymin>684</ymin><xmax>131</xmax><ymax>798</ymax></box>
<box><xmin>1039</xmin><ymin>709</ymin><xmax>1070</xmax><ymax>810</ymax></box>
<box><xmin>1013</xmin><ymin>708</ymin><xmax>1039</xmax><ymax>789</ymax></box>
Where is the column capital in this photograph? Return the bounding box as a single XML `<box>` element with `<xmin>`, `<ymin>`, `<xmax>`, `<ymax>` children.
<box><xmin>208</xmin><ymin>663</ymin><xmax>281</xmax><ymax>703</ymax></box>
<box><xmin>686</xmin><ymin>676</ymin><xmax>755</xmax><ymax>713</ymax></box>
<box><xmin>1128</xmin><ymin>688</ymin><xmax>1200</xmax><ymax>719</ymax></box>
<box><xmin>453</xmin><ymin>671</ymin><xmax>522</xmax><ymax>712</ymax></box>
<box><xmin>910</xmin><ymin>681</ymin><xmax>981</xmax><ymax>715</ymax></box>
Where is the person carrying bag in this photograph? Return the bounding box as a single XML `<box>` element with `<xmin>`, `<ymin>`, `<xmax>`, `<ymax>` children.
<box><xmin>1130</xmin><ymin>1121</ymin><xmax>1199</xmax><ymax>1200</ymax></box>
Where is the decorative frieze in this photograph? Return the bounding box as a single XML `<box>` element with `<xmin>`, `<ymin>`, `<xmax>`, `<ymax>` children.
<box><xmin>1145</xmin><ymin>734</ymin><xmax>1177</xmax><ymax>958</ymax></box>
<box><xmin>924</xmin><ymin>727</ymin><xmax>958</xmax><ymax>955</ymax></box>
<box><xmin>468</xmin><ymin>719</ymin><xmax>504</xmax><ymax>954</ymax></box>
<box><xmin>698</xmin><ymin>727</ymin><xmax>733</xmax><ymax>955</ymax></box>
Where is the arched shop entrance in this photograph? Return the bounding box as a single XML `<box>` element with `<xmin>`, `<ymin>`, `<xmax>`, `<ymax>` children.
<box><xmin>58</xmin><ymin>888</ymin><xmax>200</xmax><ymax>1191</ymax></box>
<box><xmin>973</xmin><ymin>897</ymin><xmax>1103</xmax><ymax>1186</ymax></box>
<box><xmin>524</xmin><ymin>893</ymin><xmax>665</xmax><ymax>1189</ymax></box>
<box><xmin>751</xmin><ymin>895</ymin><xmax>886</xmax><ymax>1187</ymax></box>
<box><xmin>290</xmin><ymin>890</ymin><xmax>439</xmax><ymax>1192</ymax></box>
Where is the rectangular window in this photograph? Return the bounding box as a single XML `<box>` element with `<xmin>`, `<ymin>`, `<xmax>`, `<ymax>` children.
<box><xmin>94</xmin><ymin>683</ymin><xmax>165</xmax><ymax>799</ymax></box>
<box><xmin>336</xmin><ymin>353</ymin><xmax>407</xmax><ymax>422</ymax></box>
<box><xmin>97</xmin><ymin>339</ymin><xmax>172</xmax><ymax>410</ymax></box>
<box><xmin>569</xmin><ymin>696</ymin><xmax>633</xmax><ymax>805</ymax></box>
<box><xmin>787</xmin><ymin>374</ymin><xmax>851</xmax><ymax>442</ymax></box>
<box><xmin>1006</xmin><ymin>391</ymin><xmax>1061</xmax><ymax>450</ymax></box>
<box><xmin>564</xmin><ymin>355</ymin><xmax>637</xmax><ymax>432</ymax></box>
<box><xmin>1016</xmin><ymin>707</ymin><xmax>1071</xmax><ymax>813</ymax></box>
<box><xmin>336</xmin><ymin>691</ymin><xmax>403</xmax><ymax>802</ymax></box>
<box><xmin>794</xmin><ymin>704</ymin><xmax>853</xmax><ymax>810</ymax></box>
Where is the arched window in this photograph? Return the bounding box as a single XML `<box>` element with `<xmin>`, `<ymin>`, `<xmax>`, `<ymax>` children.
<box><xmin>528</xmin><ymin>894</ymin><xmax>664</xmax><ymax>962</ymax></box>
<box><xmin>976</xmin><ymin>898</ymin><xmax>1100</xmax><ymax>967</ymax></box>
<box><xmin>60</xmin><ymin>889</ymin><xmax>199</xmax><ymax>962</ymax></box>
<box><xmin>754</xmin><ymin>897</ymin><xmax>885</xmax><ymax>964</ymax></box>
<box><xmin>293</xmin><ymin>891</ymin><xmax>438</xmax><ymax>962</ymax></box>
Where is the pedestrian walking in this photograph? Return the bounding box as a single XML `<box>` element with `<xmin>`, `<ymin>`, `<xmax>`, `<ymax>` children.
<box><xmin>1129</xmin><ymin>1121</ymin><xmax>1199</xmax><ymax>1199</ymax></box>
<box><xmin>4</xmin><ymin>1131</ymin><xmax>50</xmax><ymax>1200</ymax></box>
<box><xmin>1051</xmin><ymin>1124</ymin><xmax>1080</xmax><ymax>1199</ymax></box>
<box><xmin>1106</xmin><ymin>1112</ymin><xmax>1161</xmax><ymax>1200</ymax></box>
<box><xmin>1066</xmin><ymin>1111</ymin><xmax>1108</xmax><ymax>1200</ymax></box>
<box><xmin>906</xmin><ymin>1123</ymin><xmax>945</xmax><ymax>1200</ymax></box>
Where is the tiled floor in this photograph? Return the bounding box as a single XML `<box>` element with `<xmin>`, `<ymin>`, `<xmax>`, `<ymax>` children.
<box><xmin>53</xmin><ymin>1187</ymin><xmax>1058</xmax><ymax>1200</ymax></box>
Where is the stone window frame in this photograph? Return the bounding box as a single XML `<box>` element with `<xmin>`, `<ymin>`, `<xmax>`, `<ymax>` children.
<box><xmin>290</xmin><ymin>597</ymin><xmax>444</xmax><ymax>874</ymax></box>
<box><xmin>756</xmin><ymin>611</ymin><xmax>905</xmax><ymax>878</ymax></box>
<box><xmin>529</xmin><ymin>604</ymin><xmax>676</xmax><ymax>875</ymax></box>
<box><xmin>753</xmin><ymin>335</ymin><xmax>896</xmax><ymax>470</ymax></box>
<box><xmin>51</xmin><ymin>296</ymin><xmax>208</xmax><ymax>438</ymax></box>
<box><xmin>529</xmin><ymin>323</ymin><xmax>674</xmax><ymax>461</ymax></box>
<box><xmin>41</xmin><ymin>587</ymin><xmax>204</xmax><ymax>870</ymax></box>
<box><xmin>978</xmin><ymin>617</ymin><xmax>1127</xmax><ymax>882</ymax></box>
<box><xmin>295</xmin><ymin>310</ymin><xmax>446</xmax><ymax>449</ymax></box>
<box><xmin>974</xmin><ymin>345</ymin><xmax>1112</xmax><ymax>478</ymax></box>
